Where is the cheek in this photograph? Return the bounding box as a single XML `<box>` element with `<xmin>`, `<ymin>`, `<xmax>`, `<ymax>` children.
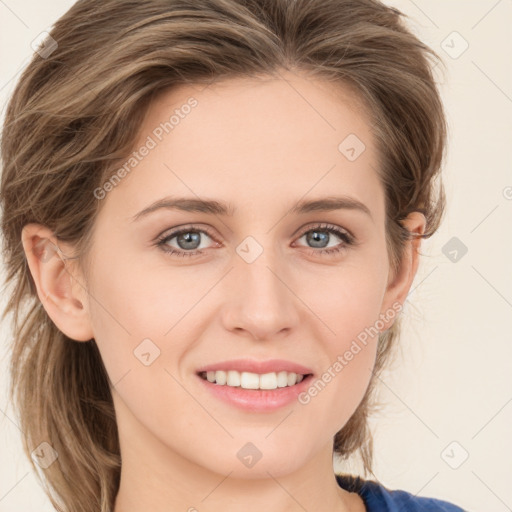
<box><xmin>85</xmin><ymin>255</ymin><xmax>220</xmax><ymax>417</ymax></box>
<box><xmin>295</xmin><ymin>258</ymin><xmax>386</xmax><ymax>422</ymax></box>
<box><xmin>302</xmin><ymin>257</ymin><xmax>388</xmax><ymax>345</ymax></box>
<box><xmin>85</xmin><ymin>260</ymin><xmax>216</xmax><ymax>464</ymax></box>
<box><xmin>87</xmin><ymin>251</ymin><xmax>194</xmax><ymax>336</ymax></box>
<box><xmin>297</xmin><ymin>310</ymin><xmax>379</xmax><ymax>445</ymax></box>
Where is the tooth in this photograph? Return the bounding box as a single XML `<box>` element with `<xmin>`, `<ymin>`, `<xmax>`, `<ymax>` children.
<box><xmin>260</xmin><ymin>372</ymin><xmax>278</xmax><ymax>390</ymax></box>
<box><xmin>287</xmin><ymin>372</ymin><xmax>297</xmax><ymax>386</ymax></box>
<box><xmin>227</xmin><ymin>370</ymin><xmax>241</xmax><ymax>387</ymax></box>
<box><xmin>204</xmin><ymin>369</ymin><xmax>306</xmax><ymax>388</ymax></box>
<box><xmin>276</xmin><ymin>371</ymin><xmax>288</xmax><ymax>387</ymax></box>
<box><xmin>215</xmin><ymin>370</ymin><xmax>227</xmax><ymax>385</ymax></box>
<box><xmin>240</xmin><ymin>372</ymin><xmax>260</xmax><ymax>389</ymax></box>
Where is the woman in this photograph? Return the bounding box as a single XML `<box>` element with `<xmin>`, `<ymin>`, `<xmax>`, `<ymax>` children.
<box><xmin>0</xmin><ymin>0</ymin><xmax>465</xmax><ymax>510</ymax></box>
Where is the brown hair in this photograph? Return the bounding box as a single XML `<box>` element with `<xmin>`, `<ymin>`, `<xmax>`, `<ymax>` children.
<box><xmin>0</xmin><ymin>0</ymin><xmax>447</xmax><ymax>510</ymax></box>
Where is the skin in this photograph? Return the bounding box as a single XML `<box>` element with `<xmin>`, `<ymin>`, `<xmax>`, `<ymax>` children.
<box><xmin>22</xmin><ymin>68</ymin><xmax>425</xmax><ymax>512</ymax></box>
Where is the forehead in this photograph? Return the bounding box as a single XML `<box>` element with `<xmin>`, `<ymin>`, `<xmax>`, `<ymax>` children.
<box><xmin>96</xmin><ymin>70</ymin><xmax>384</xmax><ymax>226</ymax></box>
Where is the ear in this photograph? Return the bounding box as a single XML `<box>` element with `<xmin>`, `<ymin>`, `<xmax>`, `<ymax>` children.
<box><xmin>21</xmin><ymin>223</ymin><xmax>94</xmax><ymax>342</ymax></box>
<box><xmin>378</xmin><ymin>211</ymin><xmax>426</xmax><ymax>331</ymax></box>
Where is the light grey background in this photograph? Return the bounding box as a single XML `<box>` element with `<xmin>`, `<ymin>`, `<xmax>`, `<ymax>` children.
<box><xmin>1</xmin><ymin>1</ymin><xmax>511</xmax><ymax>511</ymax></box>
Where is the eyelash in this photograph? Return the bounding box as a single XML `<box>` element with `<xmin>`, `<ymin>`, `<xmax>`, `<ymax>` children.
<box><xmin>155</xmin><ymin>223</ymin><xmax>356</xmax><ymax>259</ymax></box>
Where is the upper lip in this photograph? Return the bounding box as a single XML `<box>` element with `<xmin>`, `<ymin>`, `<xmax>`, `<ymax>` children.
<box><xmin>196</xmin><ymin>358</ymin><xmax>314</xmax><ymax>375</ymax></box>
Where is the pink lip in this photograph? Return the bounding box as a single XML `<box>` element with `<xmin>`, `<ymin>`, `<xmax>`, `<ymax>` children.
<box><xmin>196</xmin><ymin>373</ymin><xmax>314</xmax><ymax>412</ymax></box>
<box><xmin>195</xmin><ymin>359</ymin><xmax>314</xmax><ymax>413</ymax></box>
<box><xmin>195</xmin><ymin>358</ymin><xmax>314</xmax><ymax>375</ymax></box>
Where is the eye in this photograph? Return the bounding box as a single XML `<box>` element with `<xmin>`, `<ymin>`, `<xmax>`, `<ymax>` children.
<box><xmin>294</xmin><ymin>223</ymin><xmax>355</xmax><ymax>257</ymax></box>
<box><xmin>155</xmin><ymin>225</ymin><xmax>218</xmax><ymax>257</ymax></box>
<box><xmin>155</xmin><ymin>223</ymin><xmax>356</xmax><ymax>258</ymax></box>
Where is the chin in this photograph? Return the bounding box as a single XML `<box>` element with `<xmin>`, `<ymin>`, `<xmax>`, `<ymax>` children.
<box><xmin>193</xmin><ymin>438</ymin><xmax>307</xmax><ymax>480</ymax></box>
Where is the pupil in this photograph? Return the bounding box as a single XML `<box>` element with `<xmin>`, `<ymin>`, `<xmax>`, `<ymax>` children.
<box><xmin>178</xmin><ymin>232</ymin><xmax>200</xmax><ymax>250</ymax></box>
<box><xmin>308</xmin><ymin>230</ymin><xmax>328</xmax><ymax>248</ymax></box>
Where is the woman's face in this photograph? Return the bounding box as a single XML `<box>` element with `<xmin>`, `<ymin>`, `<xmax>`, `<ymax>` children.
<box><xmin>38</xmin><ymin>70</ymin><xmax>421</xmax><ymax>479</ymax></box>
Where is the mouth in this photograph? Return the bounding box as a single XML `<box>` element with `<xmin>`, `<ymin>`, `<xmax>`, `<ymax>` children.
<box><xmin>194</xmin><ymin>358</ymin><xmax>315</xmax><ymax>411</ymax></box>
<box><xmin>197</xmin><ymin>370</ymin><xmax>314</xmax><ymax>390</ymax></box>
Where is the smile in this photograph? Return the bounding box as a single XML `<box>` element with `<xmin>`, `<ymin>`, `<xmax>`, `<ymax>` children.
<box><xmin>198</xmin><ymin>370</ymin><xmax>310</xmax><ymax>390</ymax></box>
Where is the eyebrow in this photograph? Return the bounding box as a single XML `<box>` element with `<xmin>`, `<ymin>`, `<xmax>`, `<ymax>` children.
<box><xmin>130</xmin><ymin>195</ymin><xmax>373</xmax><ymax>222</ymax></box>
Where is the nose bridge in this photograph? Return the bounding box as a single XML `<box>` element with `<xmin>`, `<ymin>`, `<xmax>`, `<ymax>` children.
<box><xmin>222</xmin><ymin>235</ymin><xmax>299</xmax><ymax>339</ymax></box>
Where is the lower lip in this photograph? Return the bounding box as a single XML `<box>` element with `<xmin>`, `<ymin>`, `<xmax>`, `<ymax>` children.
<box><xmin>196</xmin><ymin>374</ymin><xmax>314</xmax><ymax>412</ymax></box>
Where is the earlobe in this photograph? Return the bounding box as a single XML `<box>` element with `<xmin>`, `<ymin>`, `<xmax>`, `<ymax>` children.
<box><xmin>379</xmin><ymin>211</ymin><xmax>426</xmax><ymax>331</ymax></box>
<box><xmin>21</xmin><ymin>223</ymin><xmax>94</xmax><ymax>342</ymax></box>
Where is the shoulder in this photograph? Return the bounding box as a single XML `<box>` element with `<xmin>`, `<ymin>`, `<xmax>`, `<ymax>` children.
<box><xmin>336</xmin><ymin>474</ymin><xmax>467</xmax><ymax>512</ymax></box>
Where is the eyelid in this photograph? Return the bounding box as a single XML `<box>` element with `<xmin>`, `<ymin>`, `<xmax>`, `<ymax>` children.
<box><xmin>295</xmin><ymin>221</ymin><xmax>355</xmax><ymax>240</ymax></box>
<box><xmin>155</xmin><ymin>223</ymin><xmax>218</xmax><ymax>242</ymax></box>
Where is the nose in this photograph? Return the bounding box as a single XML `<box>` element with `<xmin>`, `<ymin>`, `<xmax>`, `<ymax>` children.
<box><xmin>220</xmin><ymin>244</ymin><xmax>301</xmax><ymax>341</ymax></box>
